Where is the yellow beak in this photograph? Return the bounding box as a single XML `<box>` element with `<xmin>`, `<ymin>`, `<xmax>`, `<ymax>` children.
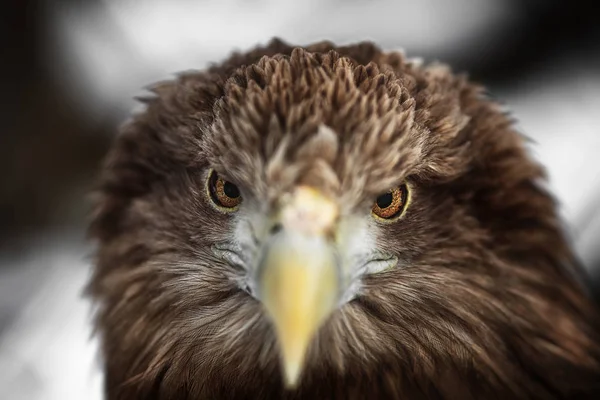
<box><xmin>258</xmin><ymin>187</ymin><xmax>340</xmax><ymax>388</ymax></box>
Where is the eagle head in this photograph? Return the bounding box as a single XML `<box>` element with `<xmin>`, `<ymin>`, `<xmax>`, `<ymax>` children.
<box><xmin>89</xmin><ymin>39</ymin><xmax>600</xmax><ymax>399</ymax></box>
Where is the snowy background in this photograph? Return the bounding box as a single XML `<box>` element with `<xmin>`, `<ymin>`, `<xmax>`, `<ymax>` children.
<box><xmin>1</xmin><ymin>0</ymin><xmax>599</xmax><ymax>398</ymax></box>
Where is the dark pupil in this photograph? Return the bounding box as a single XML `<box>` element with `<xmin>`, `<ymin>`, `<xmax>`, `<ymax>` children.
<box><xmin>223</xmin><ymin>181</ymin><xmax>240</xmax><ymax>198</ymax></box>
<box><xmin>376</xmin><ymin>192</ymin><xmax>393</xmax><ymax>209</ymax></box>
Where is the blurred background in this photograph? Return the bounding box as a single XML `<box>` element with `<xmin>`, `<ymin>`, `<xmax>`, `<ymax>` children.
<box><xmin>0</xmin><ymin>0</ymin><xmax>599</xmax><ymax>398</ymax></box>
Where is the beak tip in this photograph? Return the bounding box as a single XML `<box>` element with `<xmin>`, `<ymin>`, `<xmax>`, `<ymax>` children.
<box><xmin>283</xmin><ymin>360</ymin><xmax>302</xmax><ymax>388</ymax></box>
<box><xmin>278</xmin><ymin>339</ymin><xmax>308</xmax><ymax>389</ymax></box>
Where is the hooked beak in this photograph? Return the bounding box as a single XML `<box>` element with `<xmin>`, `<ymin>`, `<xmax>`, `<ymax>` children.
<box><xmin>258</xmin><ymin>186</ymin><xmax>340</xmax><ymax>388</ymax></box>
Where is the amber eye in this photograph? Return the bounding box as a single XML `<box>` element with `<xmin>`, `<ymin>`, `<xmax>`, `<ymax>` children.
<box><xmin>372</xmin><ymin>184</ymin><xmax>409</xmax><ymax>221</ymax></box>
<box><xmin>207</xmin><ymin>169</ymin><xmax>242</xmax><ymax>211</ymax></box>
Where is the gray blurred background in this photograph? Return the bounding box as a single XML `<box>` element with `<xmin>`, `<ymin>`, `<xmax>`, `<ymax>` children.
<box><xmin>1</xmin><ymin>0</ymin><xmax>599</xmax><ymax>398</ymax></box>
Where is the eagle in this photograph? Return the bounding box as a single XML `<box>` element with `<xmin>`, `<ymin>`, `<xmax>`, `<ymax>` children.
<box><xmin>88</xmin><ymin>39</ymin><xmax>600</xmax><ymax>399</ymax></box>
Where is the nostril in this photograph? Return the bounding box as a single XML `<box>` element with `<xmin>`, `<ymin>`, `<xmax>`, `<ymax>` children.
<box><xmin>269</xmin><ymin>223</ymin><xmax>283</xmax><ymax>235</ymax></box>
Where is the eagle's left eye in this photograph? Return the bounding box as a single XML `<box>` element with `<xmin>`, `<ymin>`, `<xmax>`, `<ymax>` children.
<box><xmin>372</xmin><ymin>184</ymin><xmax>409</xmax><ymax>221</ymax></box>
<box><xmin>207</xmin><ymin>169</ymin><xmax>242</xmax><ymax>211</ymax></box>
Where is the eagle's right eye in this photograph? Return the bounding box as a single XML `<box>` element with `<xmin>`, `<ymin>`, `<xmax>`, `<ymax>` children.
<box><xmin>207</xmin><ymin>169</ymin><xmax>242</xmax><ymax>211</ymax></box>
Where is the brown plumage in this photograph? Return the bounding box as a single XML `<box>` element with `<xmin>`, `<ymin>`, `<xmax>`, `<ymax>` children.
<box><xmin>88</xmin><ymin>38</ymin><xmax>600</xmax><ymax>399</ymax></box>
